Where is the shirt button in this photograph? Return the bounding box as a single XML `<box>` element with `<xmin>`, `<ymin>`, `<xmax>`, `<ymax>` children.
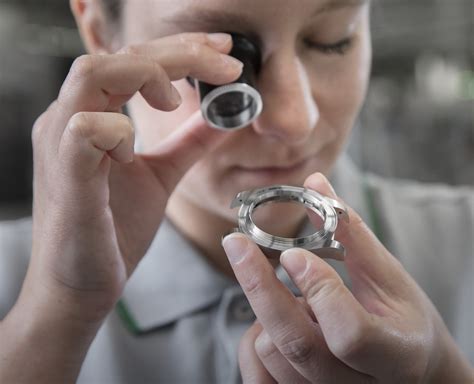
<box><xmin>231</xmin><ymin>298</ymin><xmax>254</xmax><ymax>322</ymax></box>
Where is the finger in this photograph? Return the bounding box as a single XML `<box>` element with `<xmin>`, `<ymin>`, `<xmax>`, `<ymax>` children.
<box><xmin>141</xmin><ymin>110</ymin><xmax>227</xmax><ymax>195</ymax></box>
<box><xmin>127</xmin><ymin>31</ymin><xmax>234</xmax><ymax>53</ymax></box>
<box><xmin>48</xmin><ymin>33</ymin><xmax>243</xmax><ymax>145</ymax></box>
<box><xmin>255</xmin><ymin>329</ymin><xmax>311</xmax><ymax>384</ymax></box>
<box><xmin>222</xmin><ymin>233</ymin><xmax>322</xmax><ymax>377</ymax></box>
<box><xmin>256</xmin><ymin>329</ymin><xmax>374</xmax><ymax>384</ymax></box>
<box><xmin>224</xmin><ymin>234</ymin><xmax>375</xmax><ymax>382</ymax></box>
<box><xmin>58</xmin><ymin>112</ymin><xmax>134</xmax><ymax>181</ymax></box>
<box><xmin>239</xmin><ymin>322</ymin><xmax>276</xmax><ymax>384</ymax></box>
<box><xmin>280</xmin><ymin>247</ymin><xmax>382</xmax><ymax>374</ymax></box>
<box><xmin>303</xmin><ymin>172</ymin><xmax>409</xmax><ymax>298</ymax></box>
<box><xmin>119</xmin><ymin>32</ymin><xmax>243</xmax><ymax>82</ymax></box>
<box><xmin>253</xmin><ymin>303</ymin><xmax>374</xmax><ymax>384</ymax></box>
<box><xmin>31</xmin><ymin>101</ymin><xmax>59</xmax><ymax>162</ymax></box>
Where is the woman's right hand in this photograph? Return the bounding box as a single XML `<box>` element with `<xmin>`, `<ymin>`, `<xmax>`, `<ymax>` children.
<box><xmin>17</xmin><ymin>32</ymin><xmax>243</xmax><ymax>324</ymax></box>
<box><xmin>0</xmin><ymin>32</ymin><xmax>243</xmax><ymax>384</ymax></box>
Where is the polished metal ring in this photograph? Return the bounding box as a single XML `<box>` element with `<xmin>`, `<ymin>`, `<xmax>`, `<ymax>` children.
<box><xmin>201</xmin><ymin>83</ymin><xmax>263</xmax><ymax>131</ymax></box>
<box><xmin>229</xmin><ymin>185</ymin><xmax>349</xmax><ymax>260</ymax></box>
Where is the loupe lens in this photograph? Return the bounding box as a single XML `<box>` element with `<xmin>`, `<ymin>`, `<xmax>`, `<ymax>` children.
<box><xmin>188</xmin><ymin>33</ymin><xmax>263</xmax><ymax>130</ymax></box>
<box><xmin>210</xmin><ymin>91</ymin><xmax>252</xmax><ymax>117</ymax></box>
<box><xmin>201</xmin><ymin>83</ymin><xmax>262</xmax><ymax>130</ymax></box>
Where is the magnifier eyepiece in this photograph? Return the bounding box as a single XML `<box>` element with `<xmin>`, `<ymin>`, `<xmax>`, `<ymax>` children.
<box><xmin>188</xmin><ymin>33</ymin><xmax>263</xmax><ymax>130</ymax></box>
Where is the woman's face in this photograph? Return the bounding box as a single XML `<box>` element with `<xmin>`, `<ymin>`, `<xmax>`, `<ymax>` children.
<box><xmin>121</xmin><ymin>0</ymin><xmax>372</xmax><ymax>222</ymax></box>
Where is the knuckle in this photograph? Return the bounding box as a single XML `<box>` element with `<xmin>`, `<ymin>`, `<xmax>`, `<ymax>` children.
<box><xmin>307</xmin><ymin>277</ymin><xmax>338</xmax><ymax>304</ymax></box>
<box><xmin>119</xmin><ymin>44</ymin><xmax>142</xmax><ymax>56</ymax></box>
<box><xmin>195</xmin><ymin>32</ymin><xmax>209</xmax><ymax>43</ymax></box>
<box><xmin>149</xmin><ymin>59</ymin><xmax>167</xmax><ymax>80</ymax></box>
<box><xmin>305</xmin><ymin>266</ymin><xmax>342</xmax><ymax>305</ymax></box>
<box><xmin>238</xmin><ymin>326</ymin><xmax>259</xmax><ymax>359</ymax></box>
<box><xmin>70</xmin><ymin>54</ymin><xmax>96</xmax><ymax>80</ymax></box>
<box><xmin>66</xmin><ymin>112</ymin><xmax>92</xmax><ymax>139</ymax></box>
<box><xmin>193</xmin><ymin>32</ymin><xmax>210</xmax><ymax>45</ymax></box>
<box><xmin>31</xmin><ymin>112</ymin><xmax>49</xmax><ymax>145</ymax></box>
<box><xmin>177</xmin><ymin>32</ymin><xmax>195</xmax><ymax>44</ymax></box>
<box><xmin>31</xmin><ymin>100</ymin><xmax>59</xmax><ymax>147</ymax></box>
<box><xmin>179</xmin><ymin>32</ymin><xmax>207</xmax><ymax>43</ymax></box>
<box><xmin>147</xmin><ymin>60</ymin><xmax>171</xmax><ymax>93</ymax></box>
<box><xmin>278</xmin><ymin>333</ymin><xmax>316</xmax><ymax>365</ymax></box>
<box><xmin>46</xmin><ymin>99</ymin><xmax>59</xmax><ymax>114</ymax></box>
<box><xmin>254</xmin><ymin>334</ymin><xmax>279</xmax><ymax>361</ymax></box>
<box><xmin>242</xmin><ymin>274</ymin><xmax>263</xmax><ymax>296</ymax></box>
<box><xmin>119</xmin><ymin>115</ymin><xmax>135</xmax><ymax>139</ymax></box>
<box><xmin>177</xmin><ymin>33</ymin><xmax>189</xmax><ymax>45</ymax></box>
<box><xmin>186</xmin><ymin>41</ymin><xmax>202</xmax><ymax>58</ymax></box>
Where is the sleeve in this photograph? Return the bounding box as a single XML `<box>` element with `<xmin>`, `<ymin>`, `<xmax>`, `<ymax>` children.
<box><xmin>366</xmin><ymin>175</ymin><xmax>474</xmax><ymax>363</ymax></box>
<box><xmin>0</xmin><ymin>218</ymin><xmax>32</xmax><ymax>319</ymax></box>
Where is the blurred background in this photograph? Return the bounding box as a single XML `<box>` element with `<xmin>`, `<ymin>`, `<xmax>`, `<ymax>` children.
<box><xmin>0</xmin><ymin>0</ymin><xmax>472</xmax><ymax>220</ymax></box>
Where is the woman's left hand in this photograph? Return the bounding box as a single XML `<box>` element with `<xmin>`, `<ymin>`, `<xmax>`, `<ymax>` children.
<box><xmin>222</xmin><ymin>173</ymin><xmax>473</xmax><ymax>384</ymax></box>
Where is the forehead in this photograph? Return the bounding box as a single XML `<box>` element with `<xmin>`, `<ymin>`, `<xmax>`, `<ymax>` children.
<box><xmin>122</xmin><ymin>0</ymin><xmax>368</xmax><ymax>39</ymax></box>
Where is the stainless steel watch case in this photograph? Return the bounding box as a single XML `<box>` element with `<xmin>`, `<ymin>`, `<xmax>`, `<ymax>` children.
<box><xmin>229</xmin><ymin>185</ymin><xmax>349</xmax><ymax>261</ymax></box>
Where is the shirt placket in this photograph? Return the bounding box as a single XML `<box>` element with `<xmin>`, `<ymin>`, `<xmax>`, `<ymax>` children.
<box><xmin>214</xmin><ymin>286</ymin><xmax>256</xmax><ymax>384</ymax></box>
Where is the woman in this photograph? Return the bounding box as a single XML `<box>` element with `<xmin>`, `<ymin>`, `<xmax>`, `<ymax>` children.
<box><xmin>0</xmin><ymin>0</ymin><xmax>472</xmax><ymax>382</ymax></box>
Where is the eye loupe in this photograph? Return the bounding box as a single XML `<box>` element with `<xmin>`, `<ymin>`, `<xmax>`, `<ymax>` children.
<box><xmin>187</xmin><ymin>33</ymin><xmax>263</xmax><ymax>130</ymax></box>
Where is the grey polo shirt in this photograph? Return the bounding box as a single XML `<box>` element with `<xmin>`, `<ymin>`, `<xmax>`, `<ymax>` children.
<box><xmin>0</xmin><ymin>154</ymin><xmax>472</xmax><ymax>384</ymax></box>
<box><xmin>79</xmin><ymin>217</ymin><xmax>256</xmax><ymax>384</ymax></box>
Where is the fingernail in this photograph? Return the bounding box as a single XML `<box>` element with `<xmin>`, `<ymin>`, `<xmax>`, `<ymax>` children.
<box><xmin>207</xmin><ymin>33</ymin><xmax>231</xmax><ymax>48</ymax></box>
<box><xmin>170</xmin><ymin>85</ymin><xmax>182</xmax><ymax>106</ymax></box>
<box><xmin>220</xmin><ymin>54</ymin><xmax>244</xmax><ymax>71</ymax></box>
<box><xmin>125</xmin><ymin>152</ymin><xmax>134</xmax><ymax>163</ymax></box>
<box><xmin>308</xmin><ymin>173</ymin><xmax>337</xmax><ymax>197</ymax></box>
<box><xmin>322</xmin><ymin>174</ymin><xmax>337</xmax><ymax>196</ymax></box>
<box><xmin>281</xmin><ymin>249</ymin><xmax>308</xmax><ymax>279</ymax></box>
<box><xmin>222</xmin><ymin>233</ymin><xmax>249</xmax><ymax>265</ymax></box>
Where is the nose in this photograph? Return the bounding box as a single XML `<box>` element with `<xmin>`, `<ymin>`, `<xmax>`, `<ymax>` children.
<box><xmin>252</xmin><ymin>51</ymin><xmax>319</xmax><ymax>144</ymax></box>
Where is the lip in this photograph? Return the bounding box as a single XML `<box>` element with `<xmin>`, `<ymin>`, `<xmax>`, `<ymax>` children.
<box><xmin>230</xmin><ymin>157</ymin><xmax>313</xmax><ymax>185</ymax></box>
<box><xmin>237</xmin><ymin>158</ymin><xmax>310</xmax><ymax>173</ymax></box>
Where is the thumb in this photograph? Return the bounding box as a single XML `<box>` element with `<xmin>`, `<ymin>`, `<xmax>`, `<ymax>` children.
<box><xmin>303</xmin><ymin>172</ymin><xmax>406</xmax><ymax>299</ymax></box>
<box><xmin>280</xmin><ymin>247</ymin><xmax>381</xmax><ymax>372</ymax></box>
<box><xmin>141</xmin><ymin>110</ymin><xmax>227</xmax><ymax>195</ymax></box>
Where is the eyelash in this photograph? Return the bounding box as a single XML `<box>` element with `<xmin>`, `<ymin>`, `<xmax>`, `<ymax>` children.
<box><xmin>305</xmin><ymin>37</ymin><xmax>354</xmax><ymax>55</ymax></box>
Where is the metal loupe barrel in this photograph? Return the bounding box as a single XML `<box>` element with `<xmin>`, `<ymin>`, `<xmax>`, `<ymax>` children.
<box><xmin>189</xmin><ymin>33</ymin><xmax>263</xmax><ymax>130</ymax></box>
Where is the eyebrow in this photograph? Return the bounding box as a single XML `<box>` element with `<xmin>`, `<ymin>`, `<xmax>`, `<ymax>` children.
<box><xmin>162</xmin><ymin>0</ymin><xmax>368</xmax><ymax>32</ymax></box>
<box><xmin>317</xmin><ymin>0</ymin><xmax>368</xmax><ymax>14</ymax></box>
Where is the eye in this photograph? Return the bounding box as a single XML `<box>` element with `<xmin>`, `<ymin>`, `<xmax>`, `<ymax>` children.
<box><xmin>304</xmin><ymin>37</ymin><xmax>354</xmax><ymax>55</ymax></box>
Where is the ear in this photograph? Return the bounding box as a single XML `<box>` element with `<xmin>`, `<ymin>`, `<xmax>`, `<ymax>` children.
<box><xmin>70</xmin><ymin>0</ymin><xmax>122</xmax><ymax>54</ymax></box>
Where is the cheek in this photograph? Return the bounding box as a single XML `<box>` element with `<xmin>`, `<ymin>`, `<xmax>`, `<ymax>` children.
<box><xmin>318</xmin><ymin>65</ymin><xmax>368</xmax><ymax>123</ymax></box>
<box><xmin>127</xmin><ymin>79</ymin><xmax>200</xmax><ymax>151</ymax></box>
<box><xmin>176</xmin><ymin>157</ymin><xmax>239</xmax><ymax>221</ymax></box>
<box><xmin>126</xmin><ymin>79</ymin><xmax>237</xmax><ymax>217</ymax></box>
<box><xmin>309</xmin><ymin>38</ymin><xmax>371</xmax><ymax>140</ymax></box>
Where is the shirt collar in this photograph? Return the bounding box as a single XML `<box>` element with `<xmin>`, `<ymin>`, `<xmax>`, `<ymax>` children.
<box><xmin>330</xmin><ymin>153</ymin><xmax>370</xmax><ymax>223</ymax></box>
<box><xmin>119</xmin><ymin>153</ymin><xmax>367</xmax><ymax>333</ymax></box>
<box><xmin>120</xmin><ymin>218</ymin><xmax>234</xmax><ymax>332</ymax></box>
